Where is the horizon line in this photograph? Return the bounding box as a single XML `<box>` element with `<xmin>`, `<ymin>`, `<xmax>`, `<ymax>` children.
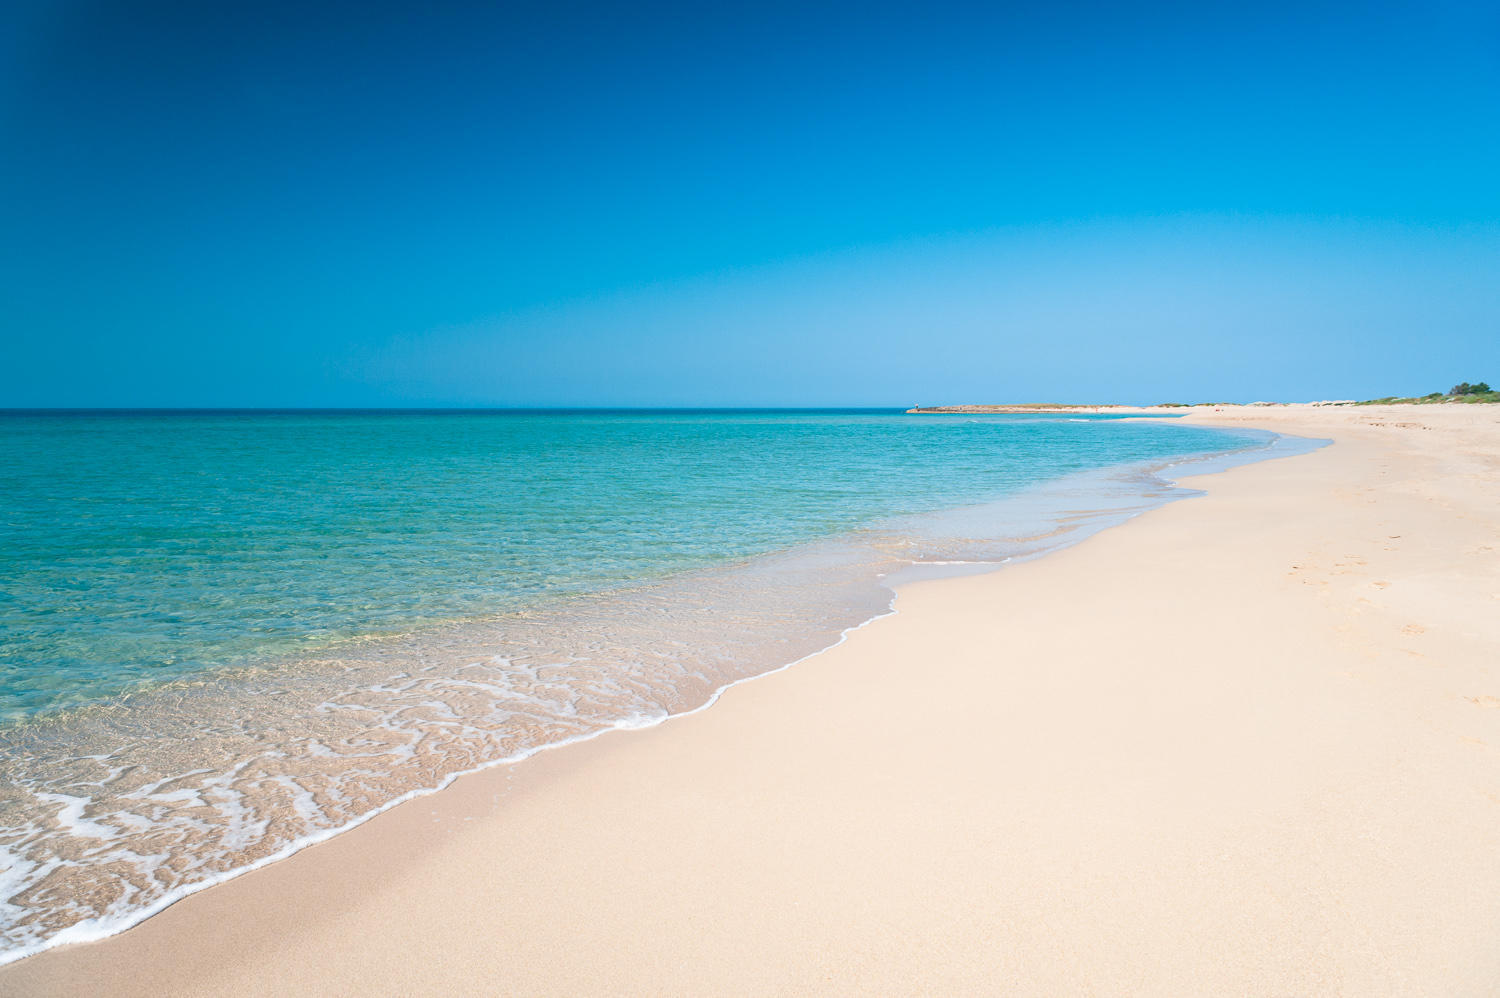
<box><xmin>0</xmin><ymin>405</ymin><xmax>925</xmax><ymax>414</ymax></box>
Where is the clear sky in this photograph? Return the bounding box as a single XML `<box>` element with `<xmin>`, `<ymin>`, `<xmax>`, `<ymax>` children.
<box><xmin>2</xmin><ymin>0</ymin><xmax>1497</xmax><ymax>406</ymax></box>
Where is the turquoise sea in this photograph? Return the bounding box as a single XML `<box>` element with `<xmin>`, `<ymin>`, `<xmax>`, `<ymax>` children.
<box><xmin>0</xmin><ymin>409</ymin><xmax>1294</xmax><ymax>961</ymax></box>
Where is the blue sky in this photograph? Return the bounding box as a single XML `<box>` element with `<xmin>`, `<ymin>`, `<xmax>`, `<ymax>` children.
<box><xmin>2</xmin><ymin>0</ymin><xmax>1497</xmax><ymax>405</ymax></box>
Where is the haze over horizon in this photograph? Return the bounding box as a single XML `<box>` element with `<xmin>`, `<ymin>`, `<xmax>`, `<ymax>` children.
<box><xmin>3</xmin><ymin>0</ymin><xmax>1498</xmax><ymax>407</ymax></box>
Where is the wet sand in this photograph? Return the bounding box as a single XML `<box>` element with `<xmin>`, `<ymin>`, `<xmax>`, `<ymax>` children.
<box><xmin>6</xmin><ymin>404</ymin><xmax>1500</xmax><ymax>995</ymax></box>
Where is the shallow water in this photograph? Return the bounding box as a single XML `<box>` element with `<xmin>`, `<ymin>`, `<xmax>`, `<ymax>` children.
<box><xmin>0</xmin><ymin>409</ymin><xmax>1291</xmax><ymax>960</ymax></box>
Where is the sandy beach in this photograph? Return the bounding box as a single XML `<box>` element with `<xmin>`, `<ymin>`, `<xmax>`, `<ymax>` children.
<box><xmin>5</xmin><ymin>403</ymin><xmax>1500</xmax><ymax>996</ymax></box>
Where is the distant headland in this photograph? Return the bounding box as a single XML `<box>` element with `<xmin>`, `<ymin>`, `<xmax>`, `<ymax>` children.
<box><xmin>907</xmin><ymin>383</ymin><xmax>1496</xmax><ymax>414</ymax></box>
<box><xmin>904</xmin><ymin>403</ymin><xmax>1269</xmax><ymax>414</ymax></box>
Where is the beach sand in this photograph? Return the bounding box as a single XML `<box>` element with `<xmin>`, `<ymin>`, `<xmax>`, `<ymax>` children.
<box><xmin>5</xmin><ymin>404</ymin><xmax>1500</xmax><ymax>995</ymax></box>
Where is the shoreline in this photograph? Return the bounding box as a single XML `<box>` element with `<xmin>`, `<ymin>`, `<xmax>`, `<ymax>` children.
<box><xmin>0</xmin><ymin>420</ymin><xmax>1280</xmax><ymax>967</ymax></box>
<box><xmin>2</xmin><ymin>402</ymin><xmax>1500</xmax><ymax>990</ymax></box>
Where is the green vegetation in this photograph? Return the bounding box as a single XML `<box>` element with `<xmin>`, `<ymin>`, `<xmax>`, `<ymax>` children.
<box><xmin>1358</xmin><ymin>381</ymin><xmax>1499</xmax><ymax>405</ymax></box>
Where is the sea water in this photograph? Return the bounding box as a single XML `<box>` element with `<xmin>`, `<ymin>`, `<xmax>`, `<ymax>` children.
<box><xmin>0</xmin><ymin>409</ymin><xmax>1300</xmax><ymax>961</ymax></box>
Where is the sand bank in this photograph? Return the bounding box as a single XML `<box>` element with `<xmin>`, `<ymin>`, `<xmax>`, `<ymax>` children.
<box><xmin>5</xmin><ymin>404</ymin><xmax>1500</xmax><ymax>995</ymax></box>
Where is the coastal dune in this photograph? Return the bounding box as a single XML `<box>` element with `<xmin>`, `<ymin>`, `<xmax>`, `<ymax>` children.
<box><xmin>6</xmin><ymin>405</ymin><xmax>1500</xmax><ymax>995</ymax></box>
